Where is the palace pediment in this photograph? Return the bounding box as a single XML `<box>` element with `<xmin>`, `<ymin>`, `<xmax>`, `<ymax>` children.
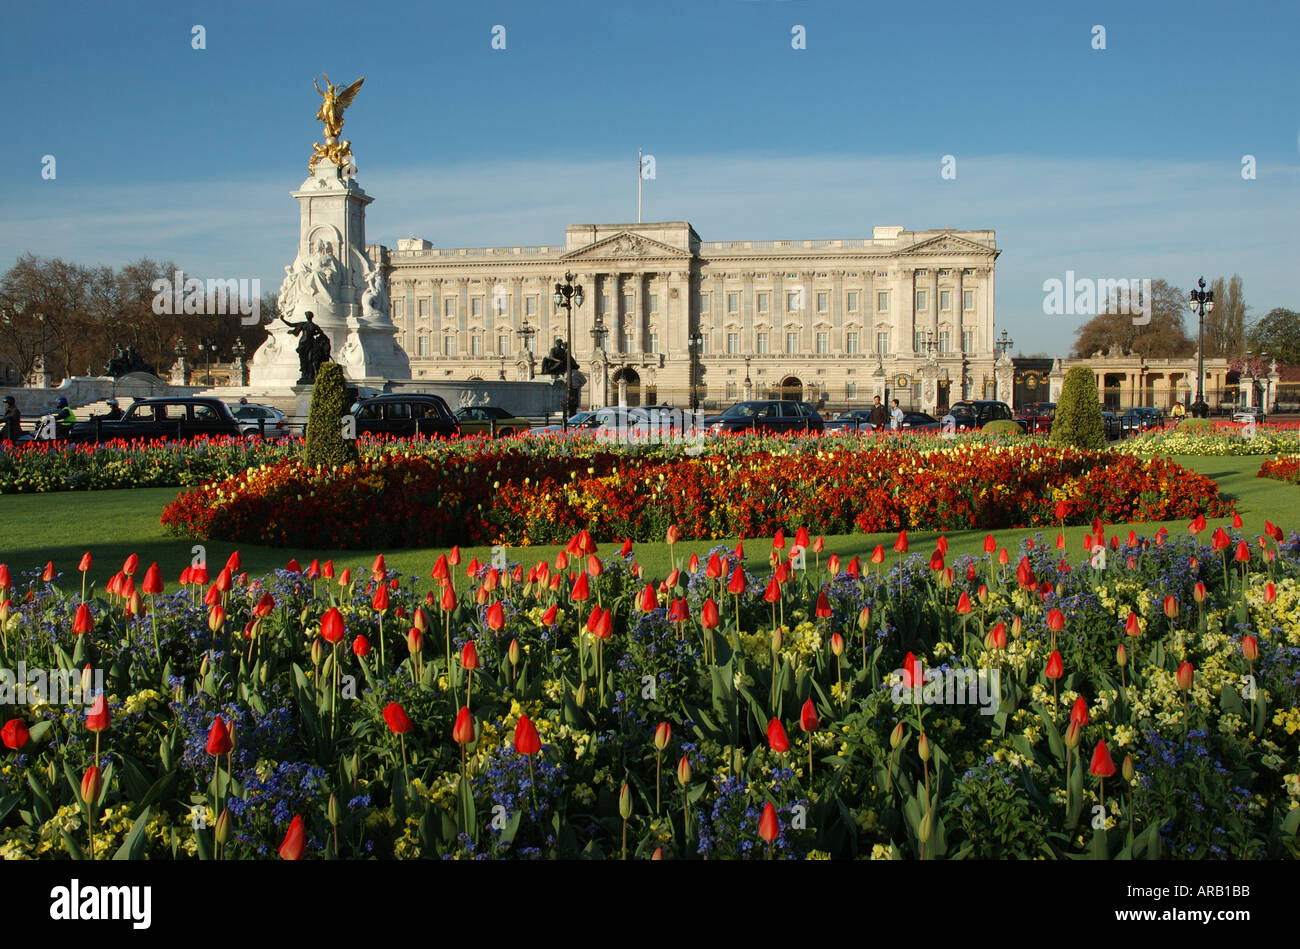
<box><xmin>901</xmin><ymin>233</ymin><xmax>999</xmax><ymax>257</ymax></box>
<box><xmin>561</xmin><ymin>231</ymin><xmax>693</xmax><ymax>262</ymax></box>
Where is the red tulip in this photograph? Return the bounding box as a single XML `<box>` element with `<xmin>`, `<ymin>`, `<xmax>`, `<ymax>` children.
<box><xmin>902</xmin><ymin>651</ymin><xmax>923</xmax><ymax>689</ymax></box>
<box><xmin>1089</xmin><ymin>740</ymin><xmax>1116</xmax><ymax>778</ymax></box>
<box><xmin>430</xmin><ymin>555</ymin><xmax>449</xmax><ymax>581</ymax></box>
<box><xmin>278</xmin><ymin>815</ymin><xmax>306</xmax><ymax>860</ymax></box>
<box><xmin>453</xmin><ymin>706</ymin><xmax>475</xmax><ymax>744</ymax></box>
<box><xmin>440</xmin><ymin>584</ymin><xmax>457</xmax><ymax>612</ymax></box>
<box><xmin>461</xmin><ymin>641</ymin><xmax>480</xmax><ymax>670</ymax></box>
<box><xmin>1054</xmin><ymin>500</ymin><xmax>1068</xmax><ymax>521</ymax></box>
<box><xmin>1194</xmin><ymin>581</ymin><xmax>1207</xmax><ymax>603</ymax></box>
<box><xmin>1188</xmin><ymin>514</ymin><xmax>1206</xmax><ymax>535</ymax></box>
<box><xmin>763</xmin><ymin>577</ymin><xmax>781</xmax><ymax>604</ymax></box>
<box><xmin>956</xmin><ymin>591</ymin><xmax>972</xmax><ymax>615</ymax></box>
<box><xmin>371</xmin><ymin>553</ymin><xmax>387</xmax><ymax>581</ymax></box>
<box><xmin>988</xmin><ymin>621</ymin><xmax>1007</xmax><ymax>650</ymax></box>
<box><xmin>701</xmin><ymin>599</ymin><xmax>720</xmax><ymax>629</ymax></box>
<box><xmin>688</xmin><ymin>553</ymin><xmax>700</xmax><ymax>573</ymax></box>
<box><xmin>767</xmin><ymin>717</ymin><xmax>790</xmax><ymax>753</ymax></box>
<box><xmin>1234</xmin><ymin>541</ymin><xmax>1250</xmax><ymax>563</ymax></box>
<box><xmin>1242</xmin><ymin>635</ymin><xmax>1259</xmax><ymax>662</ymax></box>
<box><xmin>1016</xmin><ymin>557</ymin><xmax>1035</xmax><ymax>588</ymax></box>
<box><xmin>812</xmin><ymin>536</ymin><xmax>825</xmax><ymax>554</ymax></box>
<box><xmin>449</xmin><ymin>546</ymin><xmax>461</xmax><ymax>566</ymax></box>
<box><xmin>929</xmin><ymin>549</ymin><xmax>945</xmax><ymax>572</ymax></box>
<box><xmin>122</xmin><ymin>553</ymin><xmax>139</xmax><ymax>577</ymax></box>
<box><xmin>619</xmin><ymin>538</ymin><xmax>633</xmax><ymax>558</ymax></box>
<box><xmin>383</xmin><ymin>702</ymin><xmax>412</xmax><ymax>734</ymax></box>
<box><xmin>758</xmin><ymin>801</ymin><xmax>780</xmax><ymax>842</ymax></box>
<box><xmin>1</xmin><ymin>719</ymin><xmax>29</xmax><ymax>750</ymax></box>
<box><xmin>253</xmin><ymin>592</ymin><xmax>275</xmax><ymax>618</ymax></box>
<box><xmin>85</xmin><ymin>694</ymin><xmax>110</xmax><ymax>733</ymax></box>
<box><xmin>285</xmin><ymin>558</ymin><xmax>302</xmax><ymax>574</ymax></box>
<box><xmin>893</xmin><ymin>530</ymin><xmax>908</xmax><ymax>553</ymax></box>
<box><xmin>321</xmin><ymin>560</ymin><xmax>335</xmax><ymax>579</ymax></box>
<box><xmin>485</xmin><ymin>601</ymin><xmax>505</xmax><ymax>630</ymax></box>
<box><xmin>80</xmin><ymin>765</ymin><xmax>103</xmax><ymax>807</ymax></box>
<box><xmin>206</xmin><ymin>717</ymin><xmax>233</xmax><ymax>755</ymax></box>
<box><xmin>1176</xmin><ymin>662</ymin><xmax>1194</xmax><ymax>690</ymax></box>
<box><xmin>320</xmin><ymin>607</ymin><xmax>345</xmax><ymax>643</ymax></box>
<box><xmin>870</xmin><ymin>544</ymin><xmax>885</xmax><ymax>564</ymax></box>
<box><xmin>654</xmin><ymin>722</ymin><xmax>672</xmax><ymax>750</ymax></box>
<box><xmin>41</xmin><ymin>561</ymin><xmax>54</xmax><ymax>582</ymax></box>
<box><xmin>830</xmin><ymin>632</ymin><xmax>845</xmax><ymax>656</ymax></box>
<box><xmin>639</xmin><ymin>582</ymin><xmax>658</xmax><ymax>612</ymax></box>
<box><xmin>305</xmin><ymin>559</ymin><xmax>321</xmax><ymax>579</ymax></box>
<box><xmin>1211</xmin><ymin>527</ymin><xmax>1230</xmax><ymax>551</ymax></box>
<box><xmin>827</xmin><ymin>553</ymin><xmax>840</xmax><ymax>575</ymax></box>
<box><xmin>984</xmin><ymin>534</ymin><xmax>997</xmax><ymax>553</ymax></box>
<box><xmin>1232</xmin><ymin>513</ymin><xmax>1243</xmax><ymax>529</ymax></box>
<box><xmin>514</xmin><ymin>715</ymin><xmax>541</xmax><ymax>755</ymax></box>
<box><xmin>1046</xmin><ymin>608</ymin><xmax>1065</xmax><ymax>632</ymax></box>
<box><xmin>997</xmin><ymin>547</ymin><xmax>1010</xmax><ymax>565</ymax></box>
<box><xmin>78</xmin><ymin>552</ymin><xmax>92</xmax><ymax>573</ymax></box>
<box><xmin>772</xmin><ymin>529</ymin><xmax>786</xmax><ymax>550</ymax></box>
<box><xmin>352</xmin><ymin>635</ymin><xmax>370</xmax><ymax>658</ymax></box>
<box><xmin>73</xmin><ymin>603</ymin><xmax>93</xmax><ymax>635</ymax></box>
<box><xmin>1163</xmin><ymin>595</ymin><xmax>1178</xmax><ymax>619</ymax></box>
<box><xmin>800</xmin><ymin>699</ymin><xmax>819</xmax><ymax>733</ymax></box>
<box><xmin>727</xmin><ymin>567</ymin><xmax>747</xmax><ymax>595</ymax></box>
<box><xmin>1044</xmin><ymin>651</ymin><xmax>1064</xmax><ymax>680</ymax></box>
<box><xmin>1070</xmin><ymin>696</ymin><xmax>1089</xmax><ymax>727</ymax></box>
<box><xmin>705</xmin><ymin>553</ymin><xmax>723</xmax><ymax>579</ymax></box>
<box><xmin>1125</xmin><ymin>612</ymin><xmax>1141</xmax><ymax>636</ymax></box>
<box><xmin>1263</xmin><ymin>582</ymin><xmax>1276</xmax><ymax>603</ymax></box>
<box><xmin>372</xmin><ymin>584</ymin><xmax>389</xmax><ymax>612</ymax></box>
<box><xmin>795</xmin><ymin>527</ymin><xmax>810</xmax><ymax>549</ymax></box>
<box><xmin>593</xmin><ymin>608</ymin><xmax>613</xmax><ymax>640</ymax></box>
<box><xmin>541</xmin><ymin>603</ymin><xmax>558</xmax><ymax>625</ymax></box>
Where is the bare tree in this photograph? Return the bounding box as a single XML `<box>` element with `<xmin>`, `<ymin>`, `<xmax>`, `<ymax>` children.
<box><xmin>1071</xmin><ymin>279</ymin><xmax>1194</xmax><ymax>359</ymax></box>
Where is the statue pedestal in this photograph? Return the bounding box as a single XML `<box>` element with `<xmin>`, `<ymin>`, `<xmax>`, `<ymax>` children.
<box><xmin>291</xmin><ymin>384</ymin><xmax>315</xmax><ymax>422</ymax></box>
<box><xmin>250</xmin><ymin>159</ymin><xmax>410</xmax><ymax>389</ymax></box>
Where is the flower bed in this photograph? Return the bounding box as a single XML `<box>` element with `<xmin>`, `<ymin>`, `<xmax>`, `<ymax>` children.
<box><xmin>1258</xmin><ymin>455</ymin><xmax>1300</xmax><ymax>483</ymax></box>
<box><xmin>1118</xmin><ymin>425</ymin><xmax>1300</xmax><ymax>457</ymax></box>
<box><xmin>162</xmin><ymin>443</ymin><xmax>1234</xmax><ymax>548</ymax></box>
<box><xmin>1</xmin><ymin>518</ymin><xmax>1297</xmax><ymax>859</ymax></box>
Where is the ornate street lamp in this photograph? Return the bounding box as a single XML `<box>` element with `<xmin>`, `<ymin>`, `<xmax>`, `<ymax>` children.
<box><xmin>994</xmin><ymin>328</ymin><xmax>1014</xmax><ymax>359</ymax></box>
<box><xmin>687</xmin><ymin>329</ymin><xmax>704</xmax><ymax>412</ymax></box>
<box><xmin>553</xmin><ymin>271</ymin><xmax>584</xmax><ymax>420</ymax></box>
<box><xmin>200</xmin><ymin>338</ymin><xmax>219</xmax><ymax>386</ymax></box>
<box><xmin>1188</xmin><ymin>276</ymin><xmax>1215</xmax><ymax>417</ymax></box>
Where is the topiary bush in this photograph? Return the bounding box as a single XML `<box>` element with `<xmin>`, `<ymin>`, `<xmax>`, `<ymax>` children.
<box><xmin>303</xmin><ymin>362</ymin><xmax>358</xmax><ymax>468</ymax></box>
<box><xmin>1049</xmin><ymin>366</ymin><xmax>1108</xmax><ymax>450</ymax></box>
<box><xmin>981</xmin><ymin>419</ymin><xmax>1024</xmax><ymax>436</ymax></box>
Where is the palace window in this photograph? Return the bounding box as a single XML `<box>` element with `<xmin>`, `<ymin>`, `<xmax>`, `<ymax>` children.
<box><xmin>600</xmin><ymin>294</ymin><xmax>610</xmax><ymax>315</ymax></box>
<box><xmin>623</xmin><ymin>293</ymin><xmax>634</xmax><ymax>313</ymax></box>
<box><xmin>815</xmin><ymin>332</ymin><xmax>829</xmax><ymax>354</ymax></box>
<box><xmin>727</xmin><ymin>293</ymin><xmax>739</xmax><ymax>314</ymax></box>
<box><xmin>526</xmin><ymin>296</ymin><xmax>538</xmax><ymax>316</ymax></box>
<box><xmin>756</xmin><ymin>332</ymin><xmax>769</xmax><ymax>354</ymax></box>
<box><xmin>498</xmin><ymin>334</ymin><xmax>510</xmax><ymax>356</ymax></box>
<box><xmin>845</xmin><ymin>332</ymin><xmax>859</xmax><ymax>354</ymax></box>
<box><xmin>757</xmin><ymin>292</ymin><xmax>769</xmax><ymax>313</ymax></box>
<box><xmin>416</xmin><ymin>298</ymin><xmax>427</xmax><ymax>319</ymax></box>
<box><xmin>787</xmin><ymin>291</ymin><xmax>801</xmax><ymax>312</ymax></box>
<box><xmin>962</xmin><ymin>329</ymin><xmax>975</xmax><ymax>353</ymax></box>
<box><xmin>696</xmin><ymin>292</ymin><xmax>710</xmax><ymax>314</ymax></box>
<box><xmin>649</xmin><ymin>333</ymin><xmax>660</xmax><ymax>354</ymax></box>
<box><xmin>649</xmin><ymin>293</ymin><xmax>659</xmax><ymax>313</ymax></box>
<box><xmin>846</xmin><ymin>292</ymin><xmax>858</xmax><ymax>312</ymax></box>
<box><xmin>417</xmin><ymin>336</ymin><xmax>429</xmax><ymax>356</ymax></box>
<box><xmin>786</xmin><ymin>331</ymin><xmax>799</xmax><ymax>354</ymax></box>
<box><xmin>393</xmin><ymin>299</ymin><xmax>406</xmax><ymax>319</ymax></box>
<box><xmin>876</xmin><ymin>332</ymin><xmax>889</xmax><ymax>355</ymax></box>
<box><xmin>939</xmin><ymin>331</ymin><xmax>951</xmax><ymax>354</ymax></box>
<box><xmin>845</xmin><ymin>382</ymin><xmax>857</xmax><ymax>400</ymax></box>
<box><xmin>443</xmin><ymin>336</ymin><xmax>456</xmax><ymax>356</ymax></box>
<box><xmin>727</xmin><ymin>332</ymin><xmax>739</xmax><ymax>354</ymax></box>
<box><xmin>940</xmin><ymin>290</ymin><xmax>951</xmax><ymax>311</ymax></box>
<box><xmin>877</xmin><ymin>291</ymin><xmax>889</xmax><ymax>311</ymax></box>
<box><xmin>471</xmin><ymin>335</ymin><xmax>483</xmax><ymax>356</ymax></box>
<box><xmin>471</xmin><ymin>298</ymin><xmax>483</xmax><ymax>318</ymax></box>
<box><xmin>817</xmin><ymin>291</ymin><xmax>829</xmax><ymax>313</ymax></box>
<box><xmin>726</xmin><ymin>382</ymin><xmax>738</xmax><ymax>400</ymax></box>
<box><xmin>915</xmin><ymin>290</ymin><xmax>928</xmax><ymax>311</ymax></box>
<box><xmin>444</xmin><ymin>298</ymin><xmax>455</xmax><ymax>317</ymax></box>
<box><xmin>963</xmin><ymin>290</ymin><xmax>975</xmax><ymax>311</ymax></box>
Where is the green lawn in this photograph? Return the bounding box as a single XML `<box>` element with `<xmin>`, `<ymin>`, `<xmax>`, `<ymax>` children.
<box><xmin>0</xmin><ymin>454</ymin><xmax>1293</xmax><ymax>588</ymax></box>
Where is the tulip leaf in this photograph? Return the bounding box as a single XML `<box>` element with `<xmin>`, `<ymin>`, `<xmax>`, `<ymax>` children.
<box><xmin>61</xmin><ymin>829</ymin><xmax>86</xmax><ymax>861</ymax></box>
<box><xmin>26</xmin><ymin>773</ymin><xmax>53</xmax><ymax>822</ymax></box>
<box><xmin>1067</xmin><ymin>755</ymin><xmax>1084</xmax><ymax>830</ymax></box>
<box><xmin>0</xmin><ymin>791</ymin><xmax>22</xmax><ymax>823</ymax></box>
<box><xmin>112</xmin><ymin>807</ymin><xmax>152</xmax><ymax>860</ymax></box>
<box><xmin>1032</xmin><ymin>704</ymin><xmax>1065</xmax><ymax>764</ymax></box>
<box><xmin>137</xmin><ymin>770</ymin><xmax>178</xmax><ymax>813</ymax></box>
<box><xmin>26</xmin><ymin>720</ymin><xmax>52</xmax><ymax>745</ymax></box>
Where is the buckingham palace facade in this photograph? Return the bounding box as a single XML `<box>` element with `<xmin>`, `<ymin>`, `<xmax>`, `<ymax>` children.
<box><xmin>381</xmin><ymin>222</ymin><xmax>1002</xmax><ymax>413</ymax></box>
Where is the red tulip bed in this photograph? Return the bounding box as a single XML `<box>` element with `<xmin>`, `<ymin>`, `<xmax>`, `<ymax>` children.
<box><xmin>161</xmin><ymin>442</ymin><xmax>1232</xmax><ymax>549</ymax></box>
<box><xmin>1258</xmin><ymin>455</ymin><xmax>1300</xmax><ymax>483</ymax></box>
<box><xmin>1</xmin><ymin>517</ymin><xmax>1297</xmax><ymax>860</ymax></box>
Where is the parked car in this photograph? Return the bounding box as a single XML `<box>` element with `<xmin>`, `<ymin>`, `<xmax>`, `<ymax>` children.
<box><xmin>704</xmin><ymin>400</ymin><xmax>824</xmax><ymax>435</ymax></box>
<box><xmin>1016</xmin><ymin>402</ymin><xmax>1056</xmax><ymax>434</ymax></box>
<box><xmin>1100</xmin><ymin>411</ymin><xmax>1122</xmax><ymax>441</ymax></box>
<box><xmin>351</xmin><ymin>394</ymin><xmax>459</xmax><ymax>439</ymax></box>
<box><xmin>525</xmin><ymin>405</ymin><xmax>695</xmax><ymax>443</ymax></box>
<box><xmin>824</xmin><ymin>409</ymin><xmax>940</xmax><ymax>433</ymax></box>
<box><xmin>454</xmin><ymin>405</ymin><xmax>532</xmax><ymax>437</ymax></box>
<box><xmin>1119</xmin><ymin>407</ymin><xmax>1165</xmax><ymax>435</ymax></box>
<box><xmin>1232</xmin><ymin>405</ymin><xmax>1267</xmax><ymax>424</ymax></box>
<box><xmin>940</xmin><ymin>400</ymin><xmax>1020</xmax><ymax>432</ymax></box>
<box><xmin>64</xmin><ymin>397</ymin><xmax>240</xmax><ymax>443</ymax></box>
<box><xmin>231</xmin><ymin>403</ymin><xmax>291</xmax><ymax>440</ymax></box>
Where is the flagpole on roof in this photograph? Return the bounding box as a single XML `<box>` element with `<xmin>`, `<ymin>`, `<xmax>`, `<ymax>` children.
<box><xmin>637</xmin><ymin>147</ymin><xmax>642</xmax><ymax>224</ymax></box>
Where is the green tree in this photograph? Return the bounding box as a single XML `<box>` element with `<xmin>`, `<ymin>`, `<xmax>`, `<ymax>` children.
<box><xmin>1249</xmin><ymin>308</ymin><xmax>1300</xmax><ymax>365</ymax></box>
<box><xmin>1071</xmin><ymin>279</ymin><xmax>1194</xmax><ymax>359</ymax></box>
<box><xmin>1049</xmin><ymin>366</ymin><xmax>1107</xmax><ymax>450</ymax></box>
<box><xmin>303</xmin><ymin>362</ymin><xmax>358</xmax><ymax>468</ymax></box>
<box><xmin>1205</xmin><ymin>275</ymin><xmax>1246</xmax><ymax>358</ymax></box>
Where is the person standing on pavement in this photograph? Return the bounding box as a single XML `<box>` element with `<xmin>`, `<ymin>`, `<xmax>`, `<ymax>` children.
<box><xmin>890</xmin><ymin>398</ymin><xmax>904</xmax><ymax>431</ymax></box>
<box><xmin>1</xmin><ymin>396</ymin><xmax>21</xmax><ymax>441</ymax></box>
<box><xmin>867</xmin><ymin>395</ymin><xmax>889</xmax><ymax>432</ymax></box>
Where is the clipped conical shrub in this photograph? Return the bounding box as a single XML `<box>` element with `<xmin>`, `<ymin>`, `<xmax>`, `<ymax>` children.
<box><xmin>1049</xmin><ymin>366</ymin><xmax>1108</xmax><ymax>450</ymax></box>
<box><xmin>303</xmin><ymin>361</ymin><xmax>358</xmax><ymax>468</ymax></box>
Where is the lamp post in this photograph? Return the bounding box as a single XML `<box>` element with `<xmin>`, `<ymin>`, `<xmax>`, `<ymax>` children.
<box><xmin>687</xmin><ymin>329</ymin><xmax>704</xmax><ymax>412</ymax></box>
<box><xmin>1188</xmin><ymin>276</ymin><xmax>1215</xmax><ymax>417</ymax></box>
<box><xmin>994</xmin><ymin>328</ymin><xmax>1014</xmax><ymax>359</ymax></box>
<box><xmin>200</xmin><ymin>338</ymin><xmax>219</xmax><ymax>386</ymax></box>
<box><xmin>552</xmin><ymin>271</ymin><xmax>584</xmax><ymax>422</ymax></box>
<box><xmin>516</xmin><ymin>317</ymin><xmax>537</xmax><ymax>379</ymax></box>
<box><xmin>743</xmin><ymin>353</ymin><xmax>753</xmax><ymax>400</ymax></box>
<box><xmin>590</xmin><ymin>316</ymin><xmax>608</xmax><ymax>410</ymax></box>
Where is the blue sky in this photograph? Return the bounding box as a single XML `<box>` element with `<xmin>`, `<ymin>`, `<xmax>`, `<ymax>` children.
<box><xmin>3</xmin><ymin>0</ymin><xmax>1298</xmax><ymax>354</ymax></box>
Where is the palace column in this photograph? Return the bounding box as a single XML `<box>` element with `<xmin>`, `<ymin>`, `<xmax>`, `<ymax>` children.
<box><xmin>631</xmin><ymin>272</ymin><xmax>645</xmax><ymax>356</ymax></box>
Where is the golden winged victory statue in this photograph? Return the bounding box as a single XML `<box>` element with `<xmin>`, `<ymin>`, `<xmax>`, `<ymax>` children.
<box><xmin>309</xmin><ymin>74</ymin><xmax>365</xmax><ymax>174</ymax></box>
